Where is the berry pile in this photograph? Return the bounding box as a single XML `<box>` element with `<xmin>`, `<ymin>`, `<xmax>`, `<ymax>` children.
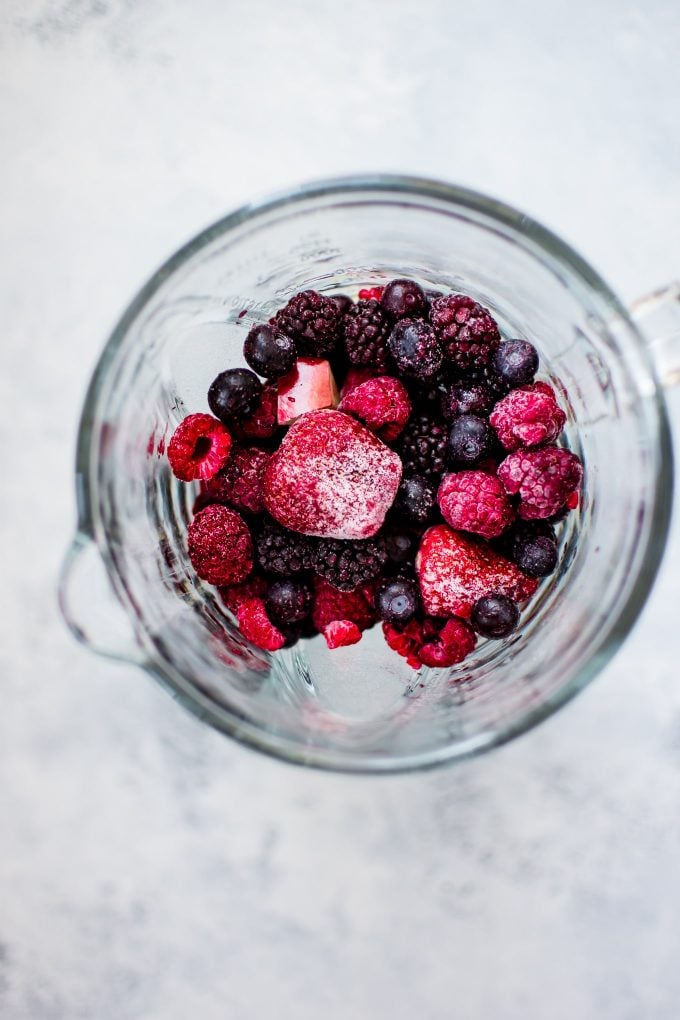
<box><xmin>167</xmin><ymin>279</ymin><xmax>583</xmax><ymax>667</ymax></box>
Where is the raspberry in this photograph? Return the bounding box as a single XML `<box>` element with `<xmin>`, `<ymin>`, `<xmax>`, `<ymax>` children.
<box><xmin>312</xmin><ymin>535</ymin><xmax>389</xmax><ymax>592</ymax></box>
<box><xmin>382</xmin><ymin>619</ymin><xmax>427</xmax><ymax>669</ymax></box>
<box><xmin>167</xmin><ymin>413</ymin><xmax>232</xmax><ymax>482</ymax></box>
<box><xmin>255</xmin><ymin>518</ymin><xmax>317</xmax><ymax>576</ymax></box>
<box><xmin>418</xmin><ymin>617</ymin><xmax>476</xmax><ymax>668</ymax></box>
<box><xmin>187</xmin><ymin>505</ymin><xmax>253</xmax><ymax>585</ymax></box>
<box><xmin>236</xmin><ymin>597</ymin><xmax>286</xmax><ymax>652</ymax></box>
<box><xmin>233</xmin><ymin>385</ymin><xmax>279</xmax><ymax>441</ymax></box>
<box><xmin>272</xmin><ymin>289</ymin><xmax>341</xmax><ymax>357</ymax></box>
<box><xmin>342</xmin><ymin>299</ymin><xmax>392</xmax><ymax>370</ymax></box>
<box><xmin>437</xmin><ymin>471</ymin><xmax>515</xmax><ymax>539</ymax></box>
<box><xmin>490</xmin><ymin>384</ymin><xmax>566</xmax><ymax>450</ymax></box>
<box><xmin>312</xmin><ymin>576</ymin><xmax>376</xmax><ymax>637</ymax></box>
<box><xmin>497</xmin><ymin>446</ymin><xmax>583</xmax><ymax>520</ymax></box>
<box><xmin>200</xmin><ymin>445</ymin><xmax>270</xmax><ymax>514</ymax></box>
<box><xmin>339</xmin><ymin>375</ymin><xmax>411</xmax><ymax>441</ymax></box>
<box><xmin>429</xmin><ymin>294</ymin><xmax>501</xmax><ymax>371</ymax></box>
<box><xmin>218</xmin><ymin>573</ymin><xmax>268</xmax><ymax>613</ymax></box>
<box><xmin>323</xmin><ymin>620</ymin><xmax>362</xmax><ymax>649</ymax></box>
<box><xmin>340</xmin><ymin>366</ymin><xmax>376</xmax><ymax>397</ymax></box>
<box><xmin>358</xmin><ymin>286</ymin><xmax>384</xmax><ymax>301</ymax></box>
<box><xmin>398</xmin><ymin>413</ymin><xmax>448</xmax><ymax>478</ymax></box>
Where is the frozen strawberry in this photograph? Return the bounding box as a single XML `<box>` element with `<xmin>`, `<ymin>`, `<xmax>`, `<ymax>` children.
<box><xmin>167</xmin><ymin>413</ymin><xmax>232</xmax><ymax>482</ymax></box>
<box><xmin>339</xmin><ymin>375</ymin><xmax>411</xmax><ymax>441</ymax></box>
<box><xmin>233</xmin><ymin>385</ymin><xmax>278</xmax><ymax>441</ymax></box>
<box><xmin>490</xmin><ymin>383</ymin><xmax>566</xmax><ymax>450</ymax></box>
<box><xmin>418</xmin><ymin>617</ymin><xmax>476</xmax><ymax>668</ymax></box>
<box><xmin>437</xmin><ymin>470</ymin><xmax>515</xmax><ymax>539</ymax></box>
<box><xmin>264</xmin><ymin>409</ymin><xmax>402</xmax><ymax>539</ymax></box>
<box><xmin>277</xmin><ymin>358</ymin><xmax>339</xmax><ymax>425</ymax></box>
<box><xmin>497</xmin><ymin>446</ymin><xmax>583</xmax><ymax>519</ymax></box>
<box><xmin>416</xmin><ymin>524</ymin><xmax>538</xmax><ymax>618</ymax></box>
<box><xmin>187</xmin><ymin>505</ymin><xmax>253</xmax><ymax>585</ymax></box>
<box><xmin>218</xmin><ymin>573</ymin><xmax>268</xmax><ymax>613</ymax></box>
<box><xmin>200</xmin><ymin>445</ymin><xmax>270</xmax><ymax>514</ymax></box>
<box><xmin>323</xmin><ymin>620</ymin><xmax>362</xmax><ymax>649</ymax></box>
<box><xmin>236</xmin><ymin>597</ymin><xmax>286</xmax><ymax>651</ymax></box>
<box><xmin>312</xmin><ymin>576</ymin><xmax>376</xmax><ymax>634</ymax></box>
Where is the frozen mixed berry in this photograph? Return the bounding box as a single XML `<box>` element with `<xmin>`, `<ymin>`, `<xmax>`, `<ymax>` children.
<box><xmin>312</xmin><ymin>535</ymin><xmax>389</xmax><ymax>592</ymax></box>
<box><xmin>265</xmin><ymin>578</ymin><xmax>313</xmax><ymax>628</ymax></box>
<box><xmin>437</xmin><ymin>470</ymin><xmax>515</xmax><ymax>540</ymax></box>
<box><xmin>167</xmin><ymin>413</ymin><xmax>232</xmax><ymax>482</ymax></box>
<box><xmin>218</xmin><ymin>573</ymin><xmax>268</xmax><ymax>613</ymax></box>
<box><xmin>382</xmin><ymin>619</ymin><xmax>429</xmax><ymax>670</ymax></box>
<box><xmin>342</xmin><ymin>298</ymin><xmax>392</xmax><ymax>371</ymax></box>
<box><xmin>381</xmin><ymin>278</ymin><xmax>427</xmax><ymax>319</ymax></box>
<box><xmin>497</xmin><ymin>446</ymin><xmax>583</xmax><ymax>520</ymax></box>
<box><xmin>429</xmin><ymin>294</ymin><xmax>501</xmax><ymax>371</ymax></box>
<box><xmin>255</xmin><ymin>518</ymin><xmax>317</xmax><ymax>576</ymax></box>
<box><xmin>358</xmin><ymin>286</ymin><xmax>384</xmax><ymax>301</ymax></box>
<box><xmin>398</xmin><ymin>413</ymin><xmax>448</xmax><ymax>478</ymax></box>
<box><xmin>244</xmin><ymin>323</ymin><xmax>297</xmax><ymax>379</ymax></box>
<box><xmin>312</xmin><ymin>576</ymin><xmax>376</xmax><ymax>644</ymax></box>
<box><xmin>323</xmin><ymin>620</ymin><xmax>362</xmax><ymax>648</ymax></box>
<box><xmin>339</xmin><ymin>375</ymin><xmax>411</xmax><ymax>441</ymax></box>
<box><xmin>276</xmin><ymin>357</ymin><xmax>339</xmax><ymax>424</ymax></box>
<box><xmin>200</xmin><ymin>445</ymin><xmax>270</xmax><ymax>515</ymax></box>
<box><xmin>388</xmin><ymin>318</ymin><xmax>443</xmax><ymax>381</ymax></box>
<box><xmin>447</xmin><ymin>414</ymin><xmax>495</xmax><ymax>466</ymax></box>
<box><xmin>441</xmin><ymin>381</ymin><xmax>495</xmax><ymax>420</ymax></box>
<box><xmin>418</xmin><ymin>617</ymin><xmax>477</xmax><ymax>668</ymax></box>
<box><xmin>493</xmin><ymin>339</ymin><xmax>539</xmax><ymax>388</ymax></box>
<box><xmin>188</xmin><ymin>505</ymin><xmax>253</xmax><ymax>585</ymax></box>
<box><xmin>512</xmin><ymin>526</ymin><xmax>559</xmax><ymax>577</ymax></box>
<box><xmin>383</xmin><ymin>529</ymin><xmax>418</xmax><ymax>567</ymax></box>
<box><xmin>237</xmin><ymin>597</ymin><xmax>286</xmax><ymax>652</ymax></box>
<box><xmin>209</xmin><ymin>368</ymin><xmax>263</xmax><ymax>423</ymax></box>
<box><xmin>490</xmin><ymin>383</ymin><xmax>566</xmax><ymax>450</ymax></box>
<box><xmin>375</xmin><ymin>577</ymin><xmax>420</xmax><ymax>625</ymax></box>
<box><xmin>329</xmin><ymin>293</ymin><xmax>353</xmax><ymax>315</ymax></box>
<box><xmin>392</xmin><ymin>473</ymin><xmax>436</xmax><ymax>524</ymax></box>
<box><xmin>272</xmin><ymin>289</ymin><xmax>341</xmax><ymax>357</ymax></box>
<box><xmin>233</xmin><ymin>384</ymin><xmax>278</xmax><ymax>441</ymax></box>
<box><xmin>470</xmin><ymin>594</ymin><xmax>520</xmax><ymax>639</ymax></box>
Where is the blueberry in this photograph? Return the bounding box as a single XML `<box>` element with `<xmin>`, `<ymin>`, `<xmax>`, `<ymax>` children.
<box><xmin>470</xmin><ymin>594</ymin><xmax>519</xmax><ymax>638</ymax></box>
<box><xmin>384</xmin><ymin>530</ymin><xmax>417</xmax><ymax>566</ymax></box>
<box><xmin>447</xmin><ymin>414</ymin><xmax>495</xmax><ymax>466</ymax></box>
<box><xmin>513</xmin><ymin>534</ymin><xmax>558</xmax><ymax>577</ymax></box>
<box><xmin>265</xmin><ymin>579</ymin><xmax>313</xmax><ymax>628</ymax></box>
<box><xmin>381</xmin><ymin>278</ymin><xmax>427</xmax><ymax>319</ymax></box>
<box><xmin>392</xmin><ymin>474</ymin><xmax>436</xmax><ymax>524</ymax></box>
<box><xmin>244</xmin><ymin>324</ymin><xmax>297</xmax><ymax>378</ymax></box>
<box><xmin>208</xmin><ymin>368</ymin><xmax>262</xmax><ymax>422</ymax></box>
<box><xmin>441</xmin><ymin>382</ymin><xmax>495</xmax><ymax>420</ymax></box>
<box><xmin>492</xmin><ymin>340</ymin><xmax>539</xmax><ymax>388</ymax></box>
<box><xmin>388</xmin><ymin>318</ymin><xmax>443</xmax><ymax>380</ymax></box>
<box><xmin>376</xmin><ymin>577</ymin><xmax>420</xmax><ymax>625</ymax></box>
<box><xmin>329</xmin><ymin>293</ymin><xmax>353</xmax><ymax>316</ymax></box>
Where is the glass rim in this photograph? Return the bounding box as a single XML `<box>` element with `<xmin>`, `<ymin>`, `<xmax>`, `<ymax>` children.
<box><xmin>73</xmin><ymin>173</ymin><xmax>674</xmax><ymax>773</ymax></box>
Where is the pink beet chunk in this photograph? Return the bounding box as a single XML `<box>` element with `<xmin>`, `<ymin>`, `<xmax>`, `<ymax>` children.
<box><xmin>277</xmin><ymin>357</ymin><xmax>339</xmax><ymax>425</ymax></box>
<box><xmin>264</xmin><ymin>409</ymin><xmax>402</xmax><ymax>539</ymax></box>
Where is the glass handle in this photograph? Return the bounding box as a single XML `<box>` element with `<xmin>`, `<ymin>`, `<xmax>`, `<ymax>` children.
<box><xmin>630</xmin><ymin>281</ymin><xmax>680</xmax><ymax>389</ymax></box>
<box><xmin>58</xmin><ymin>531</ymin><xmax>147</xmax><ymax>666</ymax></box>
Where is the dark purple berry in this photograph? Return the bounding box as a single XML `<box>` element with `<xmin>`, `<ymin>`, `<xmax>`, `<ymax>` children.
<box><xmin>208</xmin><ymin>368</ymin><xmax>262</xmax><ymax>423</ymax></box>
<box><xmin>429</xmin><ymin>294</ymin><xmax>500</xmax><ymax>371</ymax></box>
<box><xmin>388</xmin><ymin>318</ymin><xmax>443</xmax><ymax>380</ymax></box>
<box><xmin>381</xmin><ymin>278</ymin><xmax>427</xmax><ymax>319</ymax></box>
<box><xmin>376</xmin><ymin>577</ymin><xmax>420</xmax><ymax>625</ymax></box>
<box><xmin>383</xmin><ymin>530</ymin><xmax>417</xmax><ymax>566</ymax></box>
<box><xmin>512</xmin><ymin>533</ymin><xmax>558</xmax><ymax>577</ymax></box>
<box><xmin>312</xmin><ymin>536</ymin><xmax>389</xmax><ymax>592</ymax></box>
<box><xmin>447</xmin><ymin>414</ymin><xmax>495</xmax><ymax>466</ymax></box>
<box><xmin>492</xmin><ymin>340</ymin><xmax>539</xmax><ymax>388</ymax></box>
<box><xmin>470</xmin><ymin>594</ymin><xmax>519</xmax><ymax>638</ymax></box>
<box><xmin>398</xmin><ymin>414</ymin><xmax>448</xmax><ymax>478</ymax></box>
<box><xmin>342</xmin><ymin>299</ymin><xmax>392</xmax><ymax>370</ymax></box>
<box><xmin>243</xmin><ymin>324</ymin><xmax>297</xmax><ymax>378</ymax></box>
<box><xmin>265</xmin><ymin>579</ymin><xmax>313</xmax><ymax>627</ymax></box>
<box><xmin>392</xmin><ymin>474</ymin><xmax>436</xmax><ymax>523</ymax></box>
<box><xmin>441</xmin><ymin>382</ymin><xmax>495</xmax><ymax>420</ymax></box>
<box><xmin>272</xmin><ymin>289</ymin><xmax>341</xmax><ymax>357</ymax></box>
<box><xmin>329</xmin><ymin>293</ymin><xmax>353</xmax><ymax>316</ymax></box>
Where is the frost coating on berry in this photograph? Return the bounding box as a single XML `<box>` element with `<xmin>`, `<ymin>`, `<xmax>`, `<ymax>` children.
<box><xmin>263</xmin><ymin>409</ymin><xmax>402</xmax><ymax>539</ymax></box>
<box><xmin>429</xmin><ymin>294</ymin><xmax>500</xmax><ymax>371</ymax></box>
<box><xmin>187</xmin><ymin>505</ymin><xmax>253</xmax><ymax>585</ymax></box>
<box><xmin>339</xmin><ymin>375</ymin><xmax>411</xmax><ymax>441</ymax></box>
<box><xmin>490</xmin><ymin>384</ymin><xmax>566</xmax><ymax>450</ymax></box>
<box><xmin>312</xmin><ymin>535</ymin><xmax>389</xmax><ymax>591</ymax></box>
<box><xmin>200</xmin><ymin>445</ymin><xmax>270</xmax><ymax>514</ymax></box>
<box><xmin>311</xmin><ymin>576</ymin><xmax>376</xmax><ymax>633</ymax></box>
<box><xmin>388</xmin><ymin>318</ymin><xmax>443</xmax><ymax>380</ymax></box>
<box><xmin>416</xmin><ymin>524</ymin><xmax>537</xmax><ymax>618</ymax></box>
<box><xmin>418</xmin><ymin>617</ymin><xmax>476</xmax><ymax>668</ymax></box>
<box><xmin>497</xmin><ymin>446</ymin><xmax>583</xmax><ymax>519</ymax></box>
<box><xmin>323</xmin><ymin>620</ymin><xmax>362</xmax><ymax>649</ymax></box>
<box><xmin>236</xmin><ymin>597</ymin><xmax>286</xmax><ymax>651</ymax></box>
<box><xmin>437</xmin><ymin>471</ymin><xmax>515</xmax><ymax>539</ymax></box>
<box><xmin>167</xmin><ymin>413</ymin><xmax>232</xmax><ymax>482</ymax></box>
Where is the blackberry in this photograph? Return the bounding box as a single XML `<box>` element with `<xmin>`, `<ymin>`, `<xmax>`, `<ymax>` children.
<box><xmin>342</xmin><ymin>298</ymin><xmax>392</xmax><ymax>370</ymax></box>
<box><xmin>397</xmin><ymin>413</ymin><xmax>448</xmax><ymax>479</ymax></box>
<box><xmin>255</xmin><ymin>518</ymin><xmax>316</xmax><ymax>576</ymax></box>
<box><xmin>312</xmin><ymin>535</ymin><xmax>389</xmax><ymax>592</ymax></box>
<box><xmin>272</xmin><ymin>289</ymin><xmax>341</xmax><ymax>357</ymax></box>
<box><xmin>429</xmin><ymin>294</ymin><xmax>501</xmax><ymax>372</ymax></box>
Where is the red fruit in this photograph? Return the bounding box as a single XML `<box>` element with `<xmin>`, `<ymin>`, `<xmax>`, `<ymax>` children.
<box><xmin>201</xmin><ymin>445</ymin><xmax>270</xmax><ymax>514</ymax></box>
<box><xmin>323</xmin><ymin>620</ymin><xmax>362</xmax><ymax>649</ymax></box>
<box><xmin>339</xmin><ymin>375</ymin><xmax>412</xmax><ymax>441</ymax></box>
<box><xmin>234</xmin><ymin>385</ymin><xmax>278</xmax><ymax>441</ymax></box>
<box><xmin>382</xmin><ymin>620</ymin><xmax>426</xmax><ymax>670</ymax></box>
<box><xmin>277</xmin><ymin>357</ymin><xmax>339</xmax><ymax>424</ymax></box>
<box><xmin>497</xmin><ymin>446</ymin><xmax>583</xmax><ymax>520</ymax></box>
<box><xmin>437</xmin><ymin>470</ymin><xmax>515</xmax><ymax>539</ymax></box>
<box><xmin>358</xmin><ymin>286</ymin><xmax>384</xmax><ymax>301</ymax></box>
<box><xmin>187</xmin><ymin>505</ymin><xmax>253</xmax><ymax>585</ymax></box>
<box><xmin>418</xmin><ymin>617</ymin><xmax>476</xmax><ymax>668</ymax></box>
<box><xmin>236</xmin><ymin>597</ymin><xmax>286</xmax><ymax>651</ymax></box>
<box><xmin>416</xmin><ymin>525</ymin><xmax>538</xmax><ymax>618</ymax></box>
<box><xmin>167</xmin><ymin>413</ymin><xmax>232</xmax><ymax>482</ymax></box>
<box><xmin>218</xmin><ymin>574</ymin><xmax>268</xmax><ymax>613</ymax></box>
<box><xmin>264</xmin><ymin>409</ymin><xmax>402</xmax><ymax>539</ymax></box>
<box><xmin>340</xmin><ymin>366</ymin><xmax>376</xmax><ymax>398</ymax></box>
<box><xmin>312</xmin><ymin>576</ymin><xmax>376</xmax><ymax>634</ymax></box>
<box><xmin>490</xmin><ymin>383</ymin><xmax>566</xmax><ymax>450</ymax></box>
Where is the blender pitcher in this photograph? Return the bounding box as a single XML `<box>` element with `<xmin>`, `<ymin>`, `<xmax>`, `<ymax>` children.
<box><xmin>58</xmin><ymin>176</ymin><xmax>680</xmax><ymax>773</ymax></box>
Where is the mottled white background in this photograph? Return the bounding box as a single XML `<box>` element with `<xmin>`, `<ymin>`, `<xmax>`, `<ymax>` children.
<box><xmin>2</xmin><ymin>1</ymin><xmax>680</xmax><ymax>1017</ymax></box>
